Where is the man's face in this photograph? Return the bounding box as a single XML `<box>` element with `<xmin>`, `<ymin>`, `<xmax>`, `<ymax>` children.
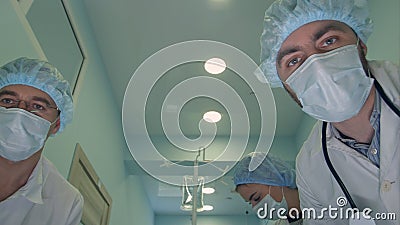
<box><xmin>0</xmin><ymin>84</ymin><xmax>60</xmax><ymax>136</ymax></box>
<box><xmin>275</xmin><ymin>20</ymin><xmax>365</xmax><ymax>105</ymax></box>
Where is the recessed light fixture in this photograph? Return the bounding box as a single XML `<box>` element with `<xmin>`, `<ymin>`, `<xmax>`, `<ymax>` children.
<box><xmin>203</xmin><ymin>187</ymin><xmax>215</xmax><ymax>194</ymax></box>
<box><xmin>203</xmin><ymin>205</ymin><xmax>214</xmax><ymax>211</ymax></box>
<box><xmin>203</xmin><ymin>111</ymin><xmax>222</xmax><ymax>123</ymax></box>
<box><xmin>204</xmin><ymin>57</ymin><xmax>226</xmax><ymax>74</ymax></box>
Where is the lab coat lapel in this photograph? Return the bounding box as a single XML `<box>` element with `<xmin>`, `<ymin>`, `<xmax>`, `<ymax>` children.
<box><xmin>379</xmin><ymin>101</ymin><xmax>400</xmax><ymax>179</ymax></box>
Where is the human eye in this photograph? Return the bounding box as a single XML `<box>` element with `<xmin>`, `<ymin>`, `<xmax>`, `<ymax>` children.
<box><xmin>288</xmin><ymin>57</ymin><xmax>302</xmax><ymax>67</ymax></box>
<box><xmin>0</xmin><ymin>97</ymin><xmax>17</xmax><ymax>106</ymax></box>
<box><xmin>321</xmin><ymin>37</ymin><xmax>337</xmax><ymax>47</ymax></box>
<box><xmin>277</xmin><ymin>50</ymin><xmax>305</xmax><ymax>81</ymax></box>
<box><xmin>31</xmin><ymin>102</ymin><xmax>48</xmax><ymax>111</ymax></box>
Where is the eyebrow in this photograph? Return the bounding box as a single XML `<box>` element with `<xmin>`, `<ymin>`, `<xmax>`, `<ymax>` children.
<box><xmin>277</xmin><ymin>23</ymin><xmax>348</xmax><ymax>68</ymax></box>
<box><xmin>313</xmin><ymin>24</ymin><xmax>347</xmax><ymax>42</ymax></box>
<box><xmin>32</xmin><ymin>96</ymin><xmax>53</xmax><ymax>106</ymax></box>
<box><xmin>277</xmin><ymin>47</ymin><xmax>301</xmax><ymax>68</ymax></box>
<box><xmin>0</xmin><ymin>90</ymin><xmax>18</xmax><ymax>98</ymax></box>
<box><xmin>0</xmin><ymin>89</ymin><xmax>53</xmax><ymax>106</ymax></box>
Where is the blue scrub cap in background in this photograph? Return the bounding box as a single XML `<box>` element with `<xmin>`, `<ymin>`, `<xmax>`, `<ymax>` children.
<box><xmin>233</xmin><ymin>152</ymin><xmax>296</xmax><ymax>189</ymax></box>
<box><xmin>259</xmin><ymin>0</ymin><xmax>374</xmax><ymax>88</ymax></box>
<box><xmin>0</xmin><ymin>57</ymin><xmax>73</xmax><ymax>134</ymax></box>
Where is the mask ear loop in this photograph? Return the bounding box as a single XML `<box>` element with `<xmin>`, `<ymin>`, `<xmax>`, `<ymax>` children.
<box><xmin>269</xmin><ymin>185</ymin><xmax>285</xmax><ymax>203</ymax></box>
<box><xmin>356</xmin><ymin>36</ymin><xmax>372</xmax><ymax>79</ymax></box>
<box><xmin>361</xmin><ymin>44</ymin><xmax>373</xmax><ymax>79</ymax></box>
<box><xmin>50</xmin><ymin>115</ymin><xmax>60</xmax><ymax>125</ymax></box>
<box><xmin>367</xmin><ymin>68</ymin><xmax>372</xmax><ymax>78</ymax></box>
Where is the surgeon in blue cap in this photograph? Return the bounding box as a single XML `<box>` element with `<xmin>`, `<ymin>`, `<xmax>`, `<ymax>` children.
<box><xmin>0</xmin><ymin>57</ymin><xmax>83</xmax><ymax>225</ymax></box>
<box><xmin>259</xmin><ymin>0</ymin><xmax>399</xmax><ymax>224</ymax></box>
<box><xmin>234</xmin><ymin>152</ymin><xmax>302</xmax><ymax>225</ymax></box>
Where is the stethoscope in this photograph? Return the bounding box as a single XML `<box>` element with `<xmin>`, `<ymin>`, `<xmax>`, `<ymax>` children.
<box><xmin>322</xmin><ymin>79</ymin><xmax>400</xmax><ymax>209</ymax></box>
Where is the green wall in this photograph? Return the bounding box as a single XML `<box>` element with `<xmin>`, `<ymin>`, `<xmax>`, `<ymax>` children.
<box><xmin>0</xmin><ymin>0</ymin><xmax>154</xmax><ymax>225</ymax></box>
<box><xmin>0</xmin><ymin>0</ymin><xmax>43</xmax><ymax>62</ymax></box>
<box><xmin>368</xmin><ymin>0</ymin><xmax>400</xmax><ymax>65</ymax></box>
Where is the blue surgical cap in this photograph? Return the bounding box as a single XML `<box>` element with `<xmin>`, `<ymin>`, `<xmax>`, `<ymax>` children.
<box><xmin>259</xmin><ymin>0</ymin><xmax>374</xmax><ymax>88</ymax></box>
<box><xmin>233</xmin><ymin>152</ymin><xmax>296</xmax><ymax>189</ymax></box>
<box><xmin>0</xmin><ymin>57</ymin><xmax>73</xmax><ymax>134</ymax></box>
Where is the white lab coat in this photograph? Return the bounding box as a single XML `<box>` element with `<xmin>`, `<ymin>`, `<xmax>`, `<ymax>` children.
<box><xmin>0</xmin><ymin>156</ymin><xmax>84</xmax><ymax>225</ymax></box>
<box><xmin>296</xmin><ymin>60</ymin><xmax>400</xmax><ymax>225</ymax></box>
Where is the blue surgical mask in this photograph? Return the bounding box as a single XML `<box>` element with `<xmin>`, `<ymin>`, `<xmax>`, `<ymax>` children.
<box><xmin>0</xmin><ymin>107</ymin><xmax>52</xmax><ymax>162</ymax></box>
<box><xmin>253</xmin><ymin>187</ymin><xmax>288</xmax><ymax>221</ymax></box>
<box><xmin>285</xmin><ymin>44</ymin><xmax>373</xmax><ymax>122</ymax></box>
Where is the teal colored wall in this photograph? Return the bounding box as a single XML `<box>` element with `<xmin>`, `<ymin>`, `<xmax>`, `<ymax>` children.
<box><xmin>0</xmin><ymin>1</ymin><xmax>154</xmax><ymax>225</ymax></box>
<box><xmin>368</xmin><ymin>0</ymin><xmax>400</xmax><ymax>65</ymax></box>
<box><xmin>0</xmin><ymin>0</ymin><xmax>44</xmax><ymax>62</ymax></box>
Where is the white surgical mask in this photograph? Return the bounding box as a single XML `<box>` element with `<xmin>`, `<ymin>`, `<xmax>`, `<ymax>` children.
<box><xmin>285</xmin><ymin>44</ymin><xmax>373</xmax><ymax>122</ymax></box>
<box><xmin>0</xmin><ymin>107</ymin><xmax>52</xmax><ymax>162</ymax></box>
<box><xmin>253</xmin><ymin>187</ymin><xmax>288</xmax><ymax>220</ymax></box>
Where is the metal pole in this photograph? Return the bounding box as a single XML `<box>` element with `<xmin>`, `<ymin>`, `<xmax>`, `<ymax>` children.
<box><xmin>192</xmin><ymin>158</ymin><xmax>198</xmax><ymax>225</ymax></box>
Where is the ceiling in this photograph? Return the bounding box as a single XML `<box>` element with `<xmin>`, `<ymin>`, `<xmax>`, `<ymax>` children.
<box><xmin>27</xmin><ymin>0</ymin><xmax>307</xmax><ymax>217</ymax></box>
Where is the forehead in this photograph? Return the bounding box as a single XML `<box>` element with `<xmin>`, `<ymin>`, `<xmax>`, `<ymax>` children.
<box><xmin>0</xmin><ymin>84</ymin><xmax>55</xmax><ymax>104</ymax></box>
<box><xmin>237</xmin><ymin>183</ymin><xmax>267</xmax><ymax>195</ymax></box>
<box><xmin>281</xmin><ymin>20</ymin><xmax>355</xmax><ymax>47</ymax></box>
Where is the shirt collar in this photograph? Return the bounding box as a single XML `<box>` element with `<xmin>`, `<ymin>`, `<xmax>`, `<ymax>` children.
<box><xmin>372</xmin><ymin>88</ymin><xmax>382</xmax><ymax>121</ymax></box>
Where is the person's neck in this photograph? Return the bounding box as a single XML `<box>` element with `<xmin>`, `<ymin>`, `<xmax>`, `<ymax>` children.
<box><xmin>332</xmin><ymin>87</ymin><xmax>376</xmax><ymax>144</ymax></box>
<box><xmin>0</xmin><ymin>151</ymin><xmax>42</xmax><ymax>201</ymax></box>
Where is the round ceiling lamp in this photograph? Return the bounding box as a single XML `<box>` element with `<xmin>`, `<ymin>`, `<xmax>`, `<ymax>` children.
<box><xmin>203</xmin><ymin>111</ymin><xmax>222</xmax><ymax>123</ymax></box>
<box><xmin>202</xmin><ymin>187</ymin><xmax>215</xmax><ymax>194</ymax></box>
<box><xmin>204</xmin><ymin>58</ymin><xmax>226</xmax><ymax>74</ymax></box>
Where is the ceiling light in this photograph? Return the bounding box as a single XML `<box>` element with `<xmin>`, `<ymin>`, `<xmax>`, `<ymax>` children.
<box><xmin>203</xmin><ymin>111</ymin><xmax>221</xmax><ymax>123</ymax></box>
<box><xmin>202</xmin><ymin>187</ymin><xmax>215</xmax><ymax>194</ymax></box>
<box><xmin>204</xmin><ymin>58</ymin><xmax>226</xmax><ymax>74</ymax></box>
<box><xmin>203</xmin><ymin>205</ymin><xmax>214</xmax><ymax>211</ymax></box>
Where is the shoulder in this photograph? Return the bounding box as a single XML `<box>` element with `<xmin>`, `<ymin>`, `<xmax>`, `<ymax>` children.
<box><xmin>41</xmin><ymin>157</ymin><xmax>83</xmax><ymax>203</ymax></box>
<box><xmin>369</xmin><ymin>60</ymin><xmax>400</xmax><ymax>99</ymax></box>
<box><xmin>369</xmin><ymin>60</ymin><xmax>399</xmax><ymax>80</ymax></box>
<box><xmin>296</xmin><ymin>121</ymin><xmax>323</xmax><ymax>171</ymax></box>
<box><xmin>295</xmin><ymin>121</ymin><xmax>334</xmax><ymax>197</ymax></box>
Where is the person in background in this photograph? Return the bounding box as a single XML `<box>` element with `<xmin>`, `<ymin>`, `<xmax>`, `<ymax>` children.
<box><xmin>234</xmin><ymin>152</ymin><xmax>303</xmax><ymax>225</ymax></box>
<box><xmin>258</xmin><ymin>0</ymin><xmax>399</xmax><ymax>224</ymax></box>
<box><xmin>0</xmin><ymin>57</ymin><xmax>83</xmax><ymax>225</ymax></box>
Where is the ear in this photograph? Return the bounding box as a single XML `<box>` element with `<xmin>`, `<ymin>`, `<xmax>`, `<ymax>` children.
<box><xmin>359</xmin><ymin>40</ymin><xmax>368</xmax><ymax>55</ymax></box>
<box><xmin>50</xmin><ymin>118</ymin><xmax>61</xmax><ymax>135</ymax></box>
